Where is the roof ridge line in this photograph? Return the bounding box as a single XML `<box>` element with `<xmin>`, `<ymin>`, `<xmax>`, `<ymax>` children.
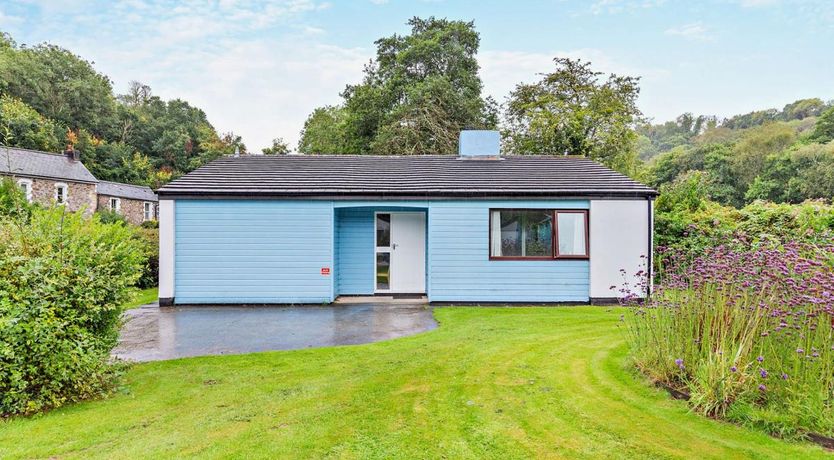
<box><xmin>0</xmin><ymin>145</ymin><xmax>67</xmax><ymax>157</ymax></box>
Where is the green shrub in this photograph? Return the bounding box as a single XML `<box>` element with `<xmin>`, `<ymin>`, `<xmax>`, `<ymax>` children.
<box><xmin>135</xmin><ymin>227</ymin><xmax>158</xmax><ymax>289</ymax></box>
<box><xmin>0</xmin><ymin>206</ymin><xmax>145</xmax><ymax>415</ymax></box>
<box><xmin>92</xmin><ymin>210</ymin><xmax>158</xmax><ymax>289</ymax></box>
<box><xmin>654</xmin><ymin>172</ymin><xmax>834</xmax><ymax>258</ymax></box>
<box><xmin>95</xmin><ymin>208</ymin><xmax>128</xmax><ymax>225</ymax></box>
<box><xmin>0</xmin><ymin>177</ymin><xmax>33</xmax><ymax>220</ymax></box>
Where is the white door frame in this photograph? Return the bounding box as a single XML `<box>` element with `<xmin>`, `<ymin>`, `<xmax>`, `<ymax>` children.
<box><xmin>373</xmin><ymin>211</ymin><xmax>426</xmax><ymax>294</ymax></box>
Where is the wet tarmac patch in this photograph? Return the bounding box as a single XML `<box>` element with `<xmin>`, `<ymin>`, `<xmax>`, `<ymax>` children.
<box><xmin>113</xmin><ymin>302</ymin><xmax>436</xmax><ymax>362</ymax></box>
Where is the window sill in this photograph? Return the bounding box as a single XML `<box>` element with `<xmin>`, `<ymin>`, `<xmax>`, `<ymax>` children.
<box><xmin>489</xmin><ymin>256</ymin><xmax>589</xmax><ymax>261</ymax></box>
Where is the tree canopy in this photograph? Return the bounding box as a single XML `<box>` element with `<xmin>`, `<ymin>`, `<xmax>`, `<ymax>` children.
<box><xmin>262</xmin><ymin>137</ymin><xmax>290</xmax><ymax>155</ymax></box>
<box><xmin>643</xmin><ymin>98</ymin><xmax>834</xmax><ymax>208</ymax></box>
<box><xmin>298</xmin><ymin>17</ymin><xmax>497</xmax><ymax>155</ymax></box>
<box><xmin>502</xmin><ymin>57</ymin><xmax>643</xmax><ymax>174</ymax></box>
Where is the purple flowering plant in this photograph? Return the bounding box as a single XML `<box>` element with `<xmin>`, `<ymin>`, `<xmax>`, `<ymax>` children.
<box><xmin>616</xmin><ymin>239</ymin><xmax>834</xmax><ymax>436</ymax></box>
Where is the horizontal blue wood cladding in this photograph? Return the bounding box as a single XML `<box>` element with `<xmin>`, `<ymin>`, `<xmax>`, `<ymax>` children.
<box><xmin>333</xmin><ymin>206</ymin><xmax>429</xmax><ymax>296</ymax></box>
<box><xmin>334</xmin><ymin>208</ymin><xmax>374</xmax><ymax>295</ymax></box>
<box><xmin>427</xmin><ymin>200</ymin><xmax>590</xmax><ymax>303</ymax></box>
<box><xmin>173</xmin><ymin>199</ymin><xmax>589</xmax><ymax>304</ymax></box>
<box><xmin>175</xmin><ymin>200</ymin><xmax>334</xmax><ymax>304</ymax></box>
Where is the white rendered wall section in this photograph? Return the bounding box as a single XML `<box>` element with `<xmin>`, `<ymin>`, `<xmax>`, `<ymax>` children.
<box><xmin>589</xmin><ymin>199</ymin><xmax>651</xmax><ymax>298</ymax></box>
<box><xmin>158</xmin><ymin>199</ymin><xmax>175</xmax><ymax>299</ymax></box>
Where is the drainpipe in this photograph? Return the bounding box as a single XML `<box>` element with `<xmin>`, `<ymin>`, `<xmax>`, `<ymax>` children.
<box><xmin>646</xmin><ymin>197</ymin><xmax>654</xmax><ymax>300</ymax></box>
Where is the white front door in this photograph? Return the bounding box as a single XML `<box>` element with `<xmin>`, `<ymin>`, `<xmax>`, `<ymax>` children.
<box><xmin>374</xmin><ymin>212</ymin><xmax>426</xmax><ymax>293</ymax></box>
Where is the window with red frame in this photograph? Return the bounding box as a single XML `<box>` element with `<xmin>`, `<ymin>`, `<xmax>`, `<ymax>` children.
<box><xmin>489</xmin><ymin>209</ymin><xmax>588</xmax><ymax>260</ymax></box>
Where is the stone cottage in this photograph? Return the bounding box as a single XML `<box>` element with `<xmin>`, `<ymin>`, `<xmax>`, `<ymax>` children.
<box><xmin>0</xmin><ymin>146</ymin><xmax>98</xmax><ymax>216</ymax></box>
<box><xmin>0</xmin><ymin>145</ymin><xmax>158</xmax><ymax>223</ymax></box>
<box><xmin>97</xmin><ymin>180</ymin><xmax>158</xmax><ymax>225</ymax></box>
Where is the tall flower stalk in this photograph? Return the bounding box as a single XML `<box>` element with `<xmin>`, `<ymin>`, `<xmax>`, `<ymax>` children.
<box><xmin>619</xmin><ymin>240</ymin><xmax>834</xmax><ymax>437</ymax></box>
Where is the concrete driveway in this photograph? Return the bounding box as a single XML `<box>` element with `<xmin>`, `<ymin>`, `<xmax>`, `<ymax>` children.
<box><xmin>113</xmin><ymin>301</ymin><xmax>436</xmax><ymax>362</ymax></box>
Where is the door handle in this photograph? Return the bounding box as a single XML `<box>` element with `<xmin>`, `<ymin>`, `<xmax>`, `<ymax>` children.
<box><xmin>392</xmin><ymin>243</ymin><xmax>398</xmax><ymax>250</ymax></box>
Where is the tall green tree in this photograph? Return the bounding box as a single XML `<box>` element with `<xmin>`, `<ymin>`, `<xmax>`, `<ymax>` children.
<box><xmin>0</xmin><ymin>95</ymin><xmax>63</xmax><ymax>151</ymax></box>
<box><xmin>730</xmin><ymin>121</ymin><xmax>796</xmax><ymax>188</ymax></box>
<box><xmin>0</xmin><ymin>36</ymin><xmax>117</xmax><ymax>137</ymax></box>
<box><xmin>114</xmin><ymin>82</ymin><xmax>241</xmax><ymax>175</ymax></box>
<box><xmin>297</xmin><ymin>106</ymin><xmax>351</xmax><ymax>154</ymax></box>
<box><xmin>780</xmin><ymin>98</ymin><xmax>826</xmax><ymax>121</ymax></box>
<box><xmin>811</xmin><ymin>106</ymin><xmax>834</xmax><ymax>143</ymax></box>
<box><xmin>637</xmin><ymin>113</ymin><xmax>717</xmax><ymax>160</ymax></box>
<box><xmin>746</xmin><ymin>142</ymin><xmax>834</xmax><ymax>203</ymax></box>
<box><xmin>298</xmin><ymin>17</ymin><xmax>496</xmax><ymax>155</ymax></box>
<box><xmin>502</xmin><ymin>57</ymin><xmax>643</xmax><ymax>173</ymax></box>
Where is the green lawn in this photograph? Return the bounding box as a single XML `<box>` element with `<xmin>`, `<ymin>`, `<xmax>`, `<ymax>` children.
<box><xmin>0</xmin><ymin>307</ymin><xmax>828</xmax><ymax>459</ymax></box>
<box><xmin>122</xmin><ymin>287</ymin><xmax>159</xmax><ymax>310</ymax></box>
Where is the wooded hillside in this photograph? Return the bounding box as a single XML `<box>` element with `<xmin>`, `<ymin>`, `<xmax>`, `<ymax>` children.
<box><xmin>0</xmin><ymin>33</ymin><xmax>246</xmax><ymax>188</ymax></box>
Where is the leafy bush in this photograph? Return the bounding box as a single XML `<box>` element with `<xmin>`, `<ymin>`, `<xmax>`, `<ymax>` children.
<box><xmin>95</xmin><ymin>208</ymin><xmax>128</xmax><ymax>225</ymax></box>
<box><xmin>135</xmin><ymin>227</ymin><xmax>158</xmax><ymax>289</ymax></box>
<box><xmin>622</xmin><ymin>241</ymin><xmax>834</xmax><ymax>437</ymax></box>
<box><xmin>654</xmin><ymin>173</ymin><xmax>834</xmax><ymax>259</ymax></box>
<box><xmin>93</xmin><ymin>208</ymin><xmax>158</xmax><ymax>288</ymax></box>
<box><xmin>0</xmin><ymin>177</ymin><xmax>33</xmax><ymax>220</ymax></box>
<box><xmin>0</xmin><ymin>205</ymin><xmax>145</xmax><ymax>415</ymax></box>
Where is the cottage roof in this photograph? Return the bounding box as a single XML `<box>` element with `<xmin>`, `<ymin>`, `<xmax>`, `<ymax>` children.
<box><xmin>158</xmin><ymin>154</ymin><xmax>657</xmax><ymax>199</ymax></box>
<box><xmin>97</xmin><ymin>180</ymin><xmax>158</xmax><ymax>202</ymax></box>
<box><xmin>0</xmin><ymin>146</ymin><xmax>97</xmax><ymax>184</ymax></box>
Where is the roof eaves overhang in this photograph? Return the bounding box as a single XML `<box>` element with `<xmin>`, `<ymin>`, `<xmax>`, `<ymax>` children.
<box><xmin>157</xmin><ymin>189</ymin><xmax>659</xmax><ymax>200</ymax></box>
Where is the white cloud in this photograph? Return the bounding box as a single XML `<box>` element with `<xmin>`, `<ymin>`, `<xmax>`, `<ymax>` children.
<box><xmin>165</xmin><ymin>41</ymin><xmax>369</xmax><ymax>152</ymax></box>
<box><xmin>664</xmin><ymin>22</ymin><xmax>714</xmax><ymax>42</ymax></box>
<box><xmin>479</xmin><ymin>49</ymin><xmax>669</xmax><ymax>105</ymax></box>
<box><xmin>590</xmin><ymin>0</ymin><xmax>666</xmax><ymax>15</ymax></box>
<box><xmin>0</xmin><ymin>9</ymin><xmax>23</xmax><ymax>27</ymax></box>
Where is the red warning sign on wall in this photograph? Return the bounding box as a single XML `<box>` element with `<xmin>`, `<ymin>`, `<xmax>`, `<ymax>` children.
<box><xmin>321</xmin><ymin>267</ymin><xmax>331</xmax><ymax>275</ymax></box>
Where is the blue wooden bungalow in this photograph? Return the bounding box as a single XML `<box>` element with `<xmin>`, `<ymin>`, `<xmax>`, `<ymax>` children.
<box><xmin>157</xmin><ymin>131</ymin><xmax>657</xmax><ymax>305</ymax></box>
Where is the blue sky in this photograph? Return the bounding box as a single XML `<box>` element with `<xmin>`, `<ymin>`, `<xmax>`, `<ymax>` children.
<box><xmin>2</xmin><ymin>0</ymin><xmax>833</xmax><ymax>151</ymax></box>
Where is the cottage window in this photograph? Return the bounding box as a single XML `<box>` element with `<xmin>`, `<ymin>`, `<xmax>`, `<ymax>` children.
<box><xmin>17</xmin><ymin>179</ymin><xmax>32</xmax><ymax>202</ymax></box>
<box><xmin>143</xmin><ymin>202</ymin><xmax>153</xmax><ymax>221</ymax></box>
<box><xmin>55</xmin><ymin>183</ymin><xmax>68</xmax><ymax>205</ymax></box>
<box><xmin>556</xmin><ymin>211</ymin><xmax>588</xmax><ymax>257</ymax></box>
<box><xmin>489</xmin><ymin>209</ymin><xmax>588</xmax><ymax>260</ymax></box>
<box><xmin>110</xmin><ymin>197</ymin><xmax>121</xmax><ymax>213</ymax></box>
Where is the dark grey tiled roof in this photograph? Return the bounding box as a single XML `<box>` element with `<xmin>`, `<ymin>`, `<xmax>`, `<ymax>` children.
<box><xmin>97</xmin><ymin>180</ymin><xmax>158</xmax><ymax>201</ymax></box>
<box><xmin>0</xmin><ymin>146</ymin><xmax>97</xmax><ymax>183</ymax></box>
<box><xmin>158</xmin><ymin>155</ymin><xmax>657</xmax><ymax>198</ymax></box>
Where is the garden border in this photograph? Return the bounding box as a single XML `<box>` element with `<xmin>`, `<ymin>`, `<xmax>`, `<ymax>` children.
<box><xmin>654</xmin><ymin>381</ymin><xmax>834</xmax><ymax>451</ymax></box>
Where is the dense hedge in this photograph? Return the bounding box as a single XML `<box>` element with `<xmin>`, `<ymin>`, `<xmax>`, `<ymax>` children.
<box><xmin>654</xmin><ymin>171</ymin><xmax>834</xmax><ymax>258</ymax></box>
<box><xmin>0</xmin><ymin>184</ymin><xmax>145</xmax><ymax>415</ymax></box>
<box><xmin>135</xmin><ymin>226</ymin><xmax>159</xmax><ymax>289</ymax></box>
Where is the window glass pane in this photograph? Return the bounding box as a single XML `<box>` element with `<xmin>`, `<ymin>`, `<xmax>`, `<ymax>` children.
<box><xmin>557</xmin><ymin>212</ymin><xmax>587</xmax><ymax>256</ymax></box>
<box><xmin>376</xmin><ymin>214</ymin><xmax>390</xmax><ymax>247</ymax></box>
<box><xmin>490</xmin><ymin>210</ymin><xmax>552</xmax><ymax>257</ymax></box>
<box><xmin>376</xmin><ymin>252</ymin><xmax>390</xmax><ymax>290</ymax></box>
